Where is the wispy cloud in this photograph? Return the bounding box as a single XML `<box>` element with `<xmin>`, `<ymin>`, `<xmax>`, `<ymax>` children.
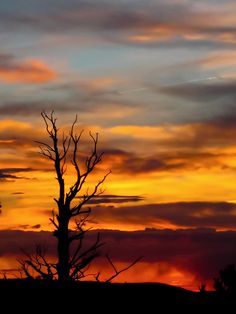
<box><xmin>76</xmin><ymin>194</ymin><xmax>145</xmax><ymax>205</ymax></box>
<box><xmin>1</xmin><ymin>0</ymin><xmax>236</xmax><ymax>48</ymax></box>
<box><xmin>0</xmin><ymin>167</ymin><xmax>35</xmax><ymax>182</ymax></box>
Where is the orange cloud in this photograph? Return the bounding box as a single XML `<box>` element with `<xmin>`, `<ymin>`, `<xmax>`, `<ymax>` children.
<box><xmin>2</xmin><ymin>117</ymin><xmax>236</xmax><ymax>232</ymax></box>
<box><xmin>85</xmin><ymin>77</ymin><xmax>121</xmax><ymax>90</ymax></box>
<box><xmin>194</xmin><ymin>51</ymin><xmax>236</xmax><ymax>69</ymax></box>
<box><xmin>0</xmin><ymin>59</ymin><xmax>56</xmax><ymax>84</ymax></box>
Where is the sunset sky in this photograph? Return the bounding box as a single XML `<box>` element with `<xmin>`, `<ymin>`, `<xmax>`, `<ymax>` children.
<box><xmin>1</xmin><ymin>0</ymin><xmax>236</xmax><ymax>290</ymax></box>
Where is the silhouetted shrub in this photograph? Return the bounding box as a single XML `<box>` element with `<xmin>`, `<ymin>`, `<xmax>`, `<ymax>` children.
<box><xmin>214</xmin><ymin>264</ymin><xmax>236</xmax><ymax>294</ymax></box>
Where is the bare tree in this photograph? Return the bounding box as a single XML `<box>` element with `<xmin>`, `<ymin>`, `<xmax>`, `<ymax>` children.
<box><xmin>21</xmin><ymin>111</ymin><xmax>110</xmax><ymax>281</ymax></box>
<box><xmin>20</xmin><ymin>111</ymin><xmax>141</xmax><ymax>282</ymax></box>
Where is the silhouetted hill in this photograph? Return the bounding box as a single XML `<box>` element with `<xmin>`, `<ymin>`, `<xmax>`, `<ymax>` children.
<box><xmin>0</xmin><ymin>280</ymin><xmax>233</xmax><ymax>313</ymax></box>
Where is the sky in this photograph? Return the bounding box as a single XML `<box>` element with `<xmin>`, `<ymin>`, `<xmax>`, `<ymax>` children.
<box><xmin>1</xmin><ymin>0</ymin><xmax>236</xmax><ymax>290</ymax></box>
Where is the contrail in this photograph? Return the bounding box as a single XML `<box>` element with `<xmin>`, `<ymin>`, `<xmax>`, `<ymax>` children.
<box><xmin>117</xmin><ymin>75</ymin><xmax>233</xmax><ymax>95</ymax></box>
<box><xmin>117</xmin><ymin>87</ymin><xmax>148</xmax><ymax>94</ymax></box>
<box><xmin>171</xmin><ymin>76</ymin><xmax>225</xmax><ymax>86</ymax></box>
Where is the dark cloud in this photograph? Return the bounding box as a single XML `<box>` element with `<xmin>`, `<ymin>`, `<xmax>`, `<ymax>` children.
<box><xmin>103</xmin><ymin>149</ymin><xmax>187</xmax><ymax>174</ymax></box>
<box><xmin>0</xmin><ymin>102</ymin><xmax>75</xmax><ymax>116</ymax></box>
<box><xmin>0</xmin><ymin>228</ymin><xmax>236</xmax><ymax>283</ymax></box>
<box><xmin>155</xmin><ymin>121</ymin><xmax>236</xmax><ymax>153</ymax></box>
<box><xmin>31</xmin><ymin>224</ymin><xmax>41</xmax><ymax>229</ymax></box>
<box><xmin>0</xmin><ymin>86</ymin><xmax>109</xmax><ymax>115</ymax></box>
<box><xmin>111</xmin><ymin>36</ymin><xmax>235</xmax><ymax>49</ymax></box>
<box><xmin>0</xmin><ymin>101</ymin><xmax>109</xmax><ymax>116</ymax></box>
<box><xmin>103</xmin><ymin>148</ymin><xmax>229</xmax><ymax>174</ymax></box>
<box><xmin>0</xmin><ymin>167</ymin><xmax>33</xmax><ymax>173</ymax></box>
<box><xmin>0</xmin><ymin>230</ymin><xmax>56</xmax><ymax>256</ymax></box>
<box><xmin>151</xmin><ymin>78</ymin><xmax>236</xmax><ymax>131</ymax></box>
<box><xmin>159</xmin><ymin>81</ymin><xmax>236</xmax><ymax>103</ymax></box>
<box><xmin>0</xmin><ymin>2</ymin><xmax>192</xmax><ymax>32</ymax></box>
<box><xmin>0</xmin><ymin>54</ymin><xmax>36</xmax><ymax>72</ymax></box>
<box><xmin>0</xmin><ymin>54</ymin><xmax>15</xmax><ymax>67</ymax></box>
<box><xmin>0</xmin><ymin>0</ymin><xmax>235</xmax><ymax>47</ymax></box>
<box><xmin>77</xmin><ymin>194</ymin><xmax>145</xmax><ymax>205</ymax></box>
<box><xmin>211</xmin><ymin>110</ymin><xmax>236</xmax><ymax>129</ymax></box>
<box><xmin>92</xmin><ymin>202</ymin><xmax>236</xmax><ymax>229</ymax></box>
<box><xmin>18</xmin><ymin>224</ymin><xmax>41</xmax><ymax>230</ymax></box>
<box><xmin>0</xmin><ymin>167</ymin><xmax>34</xmax><ymax>181</ymax></box>
<box><xmin>100</xmin><ymin>228</ymin><xmax>236</xmax><ymax>281</ymax></box>
<box><xmin>11</xmin><ymin>192</ymin><xmax>24</xmax><ymax>195</ymax></box>
<box><xmin>18</xmin><ymin>225</ymin><xmax>30</xmax><ymax>229</ymax></box>
<box><xmin>0</xmin><ymin>173</ymin><xmax>21</xmax><ymax>181</ymax></box>
<box><xmin>0</xmin><ymin>81</ymin><xmax>135</xmax><ymax>119</ymax></box>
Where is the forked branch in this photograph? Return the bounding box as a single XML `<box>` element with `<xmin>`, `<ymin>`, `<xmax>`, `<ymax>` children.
<box><xmin>95</xmin><ymin>255</ymin><xmax>142</xmax><ymax>283</ymax></box>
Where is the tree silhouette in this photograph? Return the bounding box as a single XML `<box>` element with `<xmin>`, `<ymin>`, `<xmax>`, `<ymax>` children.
<box><xmin>20</xmin><ymin>111</ymin><xmax>110</xmax><ymax>281</ymax></box>
<box><xmin>20</xmin><ymin>112</ymin><xmax>141</xmax><ymax>282</ymax></box>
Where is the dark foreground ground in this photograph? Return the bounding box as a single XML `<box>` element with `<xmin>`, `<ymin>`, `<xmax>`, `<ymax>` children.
<box><xmin>0</xmin><ymin>280</ymin><xmax>234</xmax><ymax>313</ymax></box>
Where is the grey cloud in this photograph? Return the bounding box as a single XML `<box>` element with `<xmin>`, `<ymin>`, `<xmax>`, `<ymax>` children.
<box><xmin>150</xmin><ymin>81</ymin><xmax>236</xmax><ymax>127</ymax></box>
<box><xmin>0</xmin><ymin>53</ymin><xmax>37</xmax><ymax>73</ymax></box>
<box><xmin>0</xmin><ymin>102</ymin><xmax>76</xmax><ymax>116</ymax></box>
<box><xmin>0</xmin><ymin>81</ymin><xmax>136</xmax><ymax>118</ymax></box>
<box><xmin>92</xmin><ymin>202</ymin><xmax>236</xmax><ymax>229</ymax></box>
<box><xmin>159</xmin><ymin>82</ymin><xmax>236</xmax><ymax>103</ymax></box>
<box><xmin>0</xmin><ymin>54</ymin><xmax>15</xmax><ymax>68</ymax></box>
<box><xmin>0</xmin><ymin>2</ymin><xmax>192</xmax><ymax>31</ymax></box>
<box><xmin>0</xmin><ymin>0</ymin><xmax>235</xmax><ymax>48</ymax></box>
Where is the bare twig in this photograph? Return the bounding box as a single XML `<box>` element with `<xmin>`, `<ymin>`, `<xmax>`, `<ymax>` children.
<box><xmin>105</xmin><ymin>255</ymin><xmax>143</xmax><ymax>283</ymax></box>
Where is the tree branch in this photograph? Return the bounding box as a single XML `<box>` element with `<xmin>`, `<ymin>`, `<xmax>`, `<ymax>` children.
<box><xmin>105</xmin><ymin>255</ymin><xmax>143</xmax><ymax>283</ymax></box>
<box><xmin>71</xmin><ymin>170</ymin><xmax>111</xmax><ymax>216</ymax></box>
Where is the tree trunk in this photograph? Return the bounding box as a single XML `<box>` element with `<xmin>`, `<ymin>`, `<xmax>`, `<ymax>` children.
<box><xmin>57</xmin><ymin>216</ymin><xmax>70</xmax><ymax>281</ymax></box>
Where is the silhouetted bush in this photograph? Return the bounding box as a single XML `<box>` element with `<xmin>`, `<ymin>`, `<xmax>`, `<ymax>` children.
<box><xmin>214</xmin><ymin>264</ymin><xmax>236</xmax><ymax>294</ymax></box>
